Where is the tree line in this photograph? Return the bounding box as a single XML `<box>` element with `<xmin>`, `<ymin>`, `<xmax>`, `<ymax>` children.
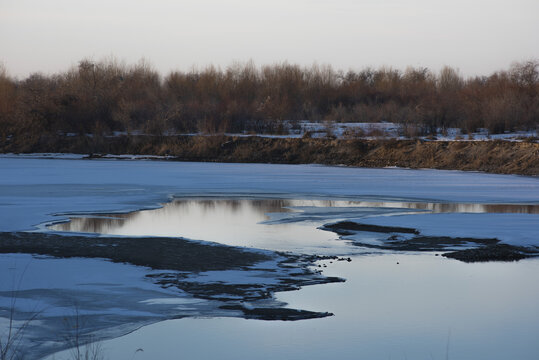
<box><xmin>0</xmin><ymin>58</ymin><xmax>537</xmax><ymax>143</ymax></box>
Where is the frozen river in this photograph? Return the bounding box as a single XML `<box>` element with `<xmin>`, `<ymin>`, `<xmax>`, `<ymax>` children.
<box><xmin>0</xmin><ymin>157</ymin><xmax>538</xmax><ymax>359</ymax></box>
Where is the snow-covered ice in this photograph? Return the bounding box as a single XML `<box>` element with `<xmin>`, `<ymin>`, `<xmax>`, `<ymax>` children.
<box><xmin>1</xmin><ymin>157</ymin><xmax>538</xmax><ymax>232</ymax></box>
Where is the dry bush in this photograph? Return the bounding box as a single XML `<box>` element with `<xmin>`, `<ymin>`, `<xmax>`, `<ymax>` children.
<box><xmin>0</xmin><ymin>64</ymin><xmax>17</xmax><ymax>142</ymax></box>
<box><xmin>2</xmin><ymin>59</ymin><xmax>538</xmax><ymax>147</ymax></box>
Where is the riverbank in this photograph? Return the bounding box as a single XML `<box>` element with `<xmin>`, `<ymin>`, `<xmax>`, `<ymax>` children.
<box><xmin>2</xmin><ymin>135</ymin><xmax>538</xmax><ymax>175</ymax></box>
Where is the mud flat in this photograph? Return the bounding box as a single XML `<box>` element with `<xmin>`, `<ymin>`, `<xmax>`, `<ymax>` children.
<box><xmin>321</xmin><ymin>221</ymin><xmax>539</xmax><ymax>261</ymax></box>
<box><xmin>443</xmin><ymin>244</ymin><xmax>539</xmax><ymax>262</ymax></box>
<box><xmin>0</xmin><ymin>232</ymin><xmax>342</xmax><ymax>318</ymax></box>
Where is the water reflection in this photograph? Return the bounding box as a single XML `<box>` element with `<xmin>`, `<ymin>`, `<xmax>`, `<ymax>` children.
<box><xmin>49</xmin><ymin>198</ymin><xmax>539</xmax><ymax>253</ymax></box>
<box><xmin>50</xmin><ymin>199</ymin><xmax>350</xmax><ymax>254</ymax></box>
<box><xmin>353</xmin><ymin>201</ymin><xmax>539</xmax><ymax>214</ymax></box>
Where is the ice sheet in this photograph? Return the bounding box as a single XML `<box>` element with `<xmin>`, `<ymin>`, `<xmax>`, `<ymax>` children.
<box><xmin>1</xmin><ymin>158</ymin><xmax>538</xmax><ymax>232</ymax></box>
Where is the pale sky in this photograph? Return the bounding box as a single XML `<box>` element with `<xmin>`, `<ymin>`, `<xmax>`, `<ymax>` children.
<box><xmin>1</xmin><ymin>0</ymin><xmax>538</xmax><ymax>78</ymax></box>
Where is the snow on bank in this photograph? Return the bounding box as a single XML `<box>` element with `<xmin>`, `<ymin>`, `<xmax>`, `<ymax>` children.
<box><xmin>5</xmin><ymin>121</ymin><xmax>536</xmax><ymax>142</ymax></box>
<box><xmin>249</xmin><ymin>121</ymin><xmax>537</xmax><ymax>141</ymax></box>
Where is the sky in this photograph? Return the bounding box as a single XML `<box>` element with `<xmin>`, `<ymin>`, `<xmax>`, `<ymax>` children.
<box><xmin>1</xmin><ymin>0</ymin><xmax>538</xmax><ymax>78</ymax></box>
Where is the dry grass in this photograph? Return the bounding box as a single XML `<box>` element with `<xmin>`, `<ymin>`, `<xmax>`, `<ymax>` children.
<box><xmin>3</xmin><ymin>135</ymin><xmax>537</xmax><ymax>175</ymax></box>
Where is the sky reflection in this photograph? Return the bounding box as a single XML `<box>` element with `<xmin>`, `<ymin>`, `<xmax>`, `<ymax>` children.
<box><xmin>49</xmin><ymin>198</ymin><xmax>539</xmax><ymax>253</ymax></box>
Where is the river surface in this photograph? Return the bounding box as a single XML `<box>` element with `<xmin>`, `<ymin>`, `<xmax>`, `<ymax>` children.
<box><xmin>94</xmin><ymin>254</ymin><xmax>539</xmax><ymax>360</ymax></box>
<box><xmin>0</xmin><ymin>157</ymin><xmax>537</xmax><ymax>359</ymax></box>
<box><xmin>48</xmin><ymin>197</ymin><xmax>539</xmax><ymax>360</ymax></box>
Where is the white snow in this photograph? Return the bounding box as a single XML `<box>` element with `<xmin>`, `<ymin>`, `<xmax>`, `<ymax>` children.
<box><xmin>252</xmin><ymin>121</ymin><xmax>537</xmax><ymax>141</ymax></box>
<box><xmin>10</xmin><ymin>120</ymin><xmax>537</xmax><ymax>143</ymax></box>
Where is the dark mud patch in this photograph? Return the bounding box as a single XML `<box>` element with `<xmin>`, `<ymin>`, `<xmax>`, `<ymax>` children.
<box><xmin>219</xmin><ymin>305</ymin><xmax>333</xmax><ymax>321</ymax></box>
<box><xmin>0</xmin><ymin>231</ymin><xmax>269</xmax><ymax>272</ymax></box>
<box><xmin>322</xmin><ymin>220</ymin><xmax>539</xmax><ymax>262</ymax></box>
<box><xmin>443</xmin><ymin>244</ymin><xmax>539</xmax><ymax>262</ymax></box>
<box><xmin>322</xmin><ymin>221</ymin><xmax>419</xmax><ymax>235</ymax></box>
<box><xmin>384</xmin><ymin>235</ymin><xmax>498</xmax><ymax>251</ymax></box>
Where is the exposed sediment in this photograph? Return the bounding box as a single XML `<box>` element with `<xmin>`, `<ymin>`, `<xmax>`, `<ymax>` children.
<box><xmin>0</xmin><ymin>232</ymin><xmax>344</xmax><ymax>319</ymax></box>
<box><xmin>219</xmin><ymin>305</ymin><xmax>333</xmax><ymax>321</ymax></box>
<box><xmin>321</xmin><ymin>220</ymin><xmax>539</xmax><ymax>262</ymax></box>
<box><xmin>442</xmin><ymin>244</ymin><xmax>539</xmax><ymax>262</ymax></box>
<box><xmin>322</xmin><ymin>221</ymin><xmax>420</xmax><ymax>235</ymax></box>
